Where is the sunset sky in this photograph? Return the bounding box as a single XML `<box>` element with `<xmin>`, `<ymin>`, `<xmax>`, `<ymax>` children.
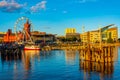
<box><xmin>0</xmin><ymin>0</ymin><xmax>120</xmax><ymax>36</ymax></box>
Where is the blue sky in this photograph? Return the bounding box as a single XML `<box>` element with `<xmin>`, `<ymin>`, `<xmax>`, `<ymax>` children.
<box><xmin>0</xmin><ymin>0</ymin><xmax>120</xmax><ymax>36</ymax></box>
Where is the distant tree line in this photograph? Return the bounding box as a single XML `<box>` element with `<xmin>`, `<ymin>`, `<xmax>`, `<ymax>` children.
<box><xmin>59</xmin><ymin>37</ymin><xmax>81</xmax><ymax>42</ymax></box>
<box><xmin>118</xmin><ymin>38</ymin><xmax>120</xmax><ymax>42</ymax></box>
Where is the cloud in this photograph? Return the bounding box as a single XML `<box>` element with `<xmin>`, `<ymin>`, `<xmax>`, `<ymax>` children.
<box><xmin>0</xmin><ymin>0</ymin><xmax>47</xmax><ymax>14</ymax></box>
<box><xmin>0</xmin><ymin>0</ymin><xmax>25</xmax><ymax>13</ymax></box>
<box><xmin>30</xmin><ymin>1</ymin><xmax>47</xmax><ymax>13</ymax></box>
<box><xmin>77</xmin><ymin>0</ymin><xmax>98</xmax><ymax>3</ymax></box>
<box><xmin>78</xmin><ymin>0</ymin><xmax>86</xmax><ymax>3</ymax></box>
<box><xmin>62</xmin><ymin>11</ymin><xmax>68</xmax><ymax>14</ymax></box>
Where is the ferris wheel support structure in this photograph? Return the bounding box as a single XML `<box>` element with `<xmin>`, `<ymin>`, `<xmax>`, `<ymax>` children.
<box><xmin>14</xmin><ymin>16</ymin><xmax>34</xmax><ymax>44</ymax></box>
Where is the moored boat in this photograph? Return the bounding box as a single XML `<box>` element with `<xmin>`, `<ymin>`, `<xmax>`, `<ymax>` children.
<box><xmin>24</xmin><ymin>44</ymin><xmax>40</xmax><ymax>50</ymax></box>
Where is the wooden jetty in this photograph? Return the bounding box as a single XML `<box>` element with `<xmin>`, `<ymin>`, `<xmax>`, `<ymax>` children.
<box><xmin>41</xmin><ymin>43</ymin><xmax>119</xmax><ymax>63</ymax></box>
<box><xmin>41</xmin><ymin>43</ymin><xmax>119</xmax><ymax>50</ymax></box>
<box><xmin>79</xmin><ymin>46</ymin><xmax>116</xmax><ymax>63</ymax></box>
<box><xmin>0</xmin><ymin>43</ymin><xmax>24</xmax><ymax>57</ymax></box>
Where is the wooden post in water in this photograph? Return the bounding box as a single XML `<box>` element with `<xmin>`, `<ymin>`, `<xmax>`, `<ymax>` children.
<box><xmin>99</xmin><ymin>28</ymin><xmax>102</xmax><ymax>50</ymax></box>
<box><xmin>108</xmin><ymin>46</ymin><xmax>112</xmax><ymax>62</ymax></box>
<box><xmin>86</xmin><ymin>32</ymin><xmax>91</xmax><ymax>61</ymax></box>
<box><xmin>86</xmin><ymin>44</ymin><xmax>91</xmax><ymax>61</ymax></box>
<box><xmin>100</xmin><ymin>47</ymin><xmax>105</xmax><ymax>63</ymax></box>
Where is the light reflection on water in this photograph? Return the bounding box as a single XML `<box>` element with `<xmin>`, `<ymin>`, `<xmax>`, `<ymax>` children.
<box><xmin>0</xmin><ymin>47</ymin><xmax>120</xmax><ymax>80</ymax></box>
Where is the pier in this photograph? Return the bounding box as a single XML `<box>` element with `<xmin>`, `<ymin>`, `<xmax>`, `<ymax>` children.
<box><xmin>41</xmin><ymin>42</ymin><xmax>119</xmax><ymax>63</ymax></box>
<box><xmin>41</xmin><ymin>42</ymin><xmax>120</xmax><ymax>50</ymax></box>
<box><xmin>79</xmin><ymin>46</ymin><xmax>116</xmax><ymax>62</ymax></box>
<box><xmin>0</xmin><ymin>43</ymin><xmax>23</xmax><ymax>57</ymax></box>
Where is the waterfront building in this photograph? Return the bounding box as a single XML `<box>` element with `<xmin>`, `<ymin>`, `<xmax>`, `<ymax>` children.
<box><xmin>3</xmin><ymin>29</ymin><xmax>16</xmax><ymax>42</ymax></box>
<box><xmin>65</xmin><ymin>28</ymin><xmax>76</xmax><ymax>34</ymax></box>
<box><xmin>0</xmin><ymin>32</ymin><xmax>6</xmax><ymax>43</ymax></box>
<box><xmin>3</xmin><ymin>20</ymin><xmax>31</xmax><ymax>43</ymax></box>
<box><xmin>101</xmin><ymin>27</ymin><xmax>118</xmax><ymax>42</ymax></box>
<box><xmin>3</xmin><ymin>20</ymin><xmax>56</xmax><ymax>43</ymax></box>
<box><xmin>80</xmin><ymin>26</ymin><xmax>118</xmax><ymax>43</ymax></box>
<box><xmin>65</xmin><ymin>28</ymin><xmax>80</xmax><ymax>40</ymax></box>
<box><xmin>66</xmin><ymin>33</ymin><xmax>80</xmax><ymax>40</ymax></box>
<box><xmin>31</xmin><ymin>31</ymin><xmax>56</xmax><ymax>43</ymax></box>
<box><xmin>80</xmin><ymin>32</ymin><xmax>89</xmax><ymax>43</ymax></box>
<box><xmin>89</xmin><ymin>30</ymin><xmax>100</xmax><ymax>43</ymax></box>
<box><xmin>107</xmin><ymin>27</ymin><xmax>118</xmax><ymax>42</ymax></box>
<box><xmin>0</xmin><ymin>32</ymin><xmax>6</xmax><ymax>34</ymax></box>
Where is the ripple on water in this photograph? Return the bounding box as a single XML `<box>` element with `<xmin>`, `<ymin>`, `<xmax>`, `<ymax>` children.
<box><xmin>0</xmin><ymin>49</ymin><xmax>120</xmax><ymax>80</ymax></box>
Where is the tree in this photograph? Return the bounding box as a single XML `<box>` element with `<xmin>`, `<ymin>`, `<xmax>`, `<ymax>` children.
<box><xmin>118</xmin><ymin>38</ymin><xmax>120</xmax><ymax>42</ymax></box>
<box><xmin>107</xmin><ymin>38</ymin><xmax>113</xmax><ymax>43</ymax></box>
<box><xmin>72</xmin><ymin>37</ymin><xmax>77</xmax><ymax>41</ymax></box>
<box><xmin>61</xmin><ymin>37</ymin><xmax>66</xmax><ymax>42</ymax></box>
<box><xmin>66</xmin><ymin>37</ymin><xmax>77</xmax><ymax>42</ymax></box>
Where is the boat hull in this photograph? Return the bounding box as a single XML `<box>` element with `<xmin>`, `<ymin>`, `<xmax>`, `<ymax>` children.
<box><xmin>24</xmin><ymin>45</ymin><xmax>40</xmax><ymax>50</ymax></box>
<box><xmin>24</xmin><ymin>48</ymin><xmax>40</xmax><ymax>50</ymax></box>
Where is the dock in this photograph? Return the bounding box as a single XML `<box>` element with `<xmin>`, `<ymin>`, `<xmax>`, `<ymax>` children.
<box><xmin>41</xmin><ymin>43</ymin><xmax>120</xmax><ymax>50</ymax></box>
<box><xmin>41</xmin><ymin>43</ymin><xmax>119</xmax><ymax>63</ymax></box>
<box><xmin>0</xmin><ymin>43</ymin><xmax>24</xmax><ymax>56</ymax></box>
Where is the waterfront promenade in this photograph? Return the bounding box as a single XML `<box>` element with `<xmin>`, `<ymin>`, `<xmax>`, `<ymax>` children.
<box><xmin>0</xmin><ymin>42</ymin><xmax>119</xmax><ymax>63</ymax></box>
<box><xmin>41</xmin><ymin>42</ymin><xmax>120</xmax><ymax>50</ymax></box>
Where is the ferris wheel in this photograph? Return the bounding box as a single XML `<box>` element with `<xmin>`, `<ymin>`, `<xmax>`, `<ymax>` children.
<box><xmin>14</xmin><ymin>16</ymin><xmax>33</xmax><ymax>33</ymax></box>
<box><xmin>14</xmin><ymin>16</ymin><xmax>34</xmax><ymax>43</ymax></box>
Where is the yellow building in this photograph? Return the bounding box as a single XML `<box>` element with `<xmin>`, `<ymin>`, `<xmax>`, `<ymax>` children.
<box><xmin>107</xmin><ymin>27</ymin><xmax>118</xmax><ymax>42</ymax></box>
<box><xmin>65</xmin><ymin>28</ymin><xmax>76</xmax><ymax>34</ymax></box>
<box><xmin>65</xmin><ymin>28</ymin><xmax>80</xmax><ymax>40</ymax></box>
<box><xmin>101</xmin><ymin>27</ymin><xmax>118</xmax><ymax>42</ymax></box>
<box><xmin>80</xmin><ymin>32</ymin><xmax>89</xmax><ymax>43</ymax></box>
<box><xmin>89</xmin><ymin>30</ymin><xmax>100</xmax><ymax>43</ymax></box>
<box><xmin>80</xmin><ymin>27</ymin><xmax>118</xmax><ymax>43</ymax></box>
<box><xmin>81</xmin><ymin>30</ymin><xmax>102</xmax><ymax>43</ymax></box>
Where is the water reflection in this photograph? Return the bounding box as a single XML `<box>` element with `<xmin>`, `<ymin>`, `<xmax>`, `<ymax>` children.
<box><xmin>65</xmin><ymin>50</ymin><xmax>77</xmax><ymax>65</ymax></box>
<box><xmin>0</xmin><ymin>47</ymin><xmax>119</xmax><ymax>80</ymax></box>
<box><xmin>79</xmin><ymin>60</ymin><xmax>113</xmax><ymax>80</ymax></box>
<box><xmin>0</xmin><ymin>51</ymin><xmax>22</xmax><ymax>70</ymax></box>
<box><xmin>22</xmin><ymin>50</ymin><xmax>40</xmax><ymax>71</ymax></box>
<box><xmin>79</xmin><ymin>47</ymin><xmax>118</xmax><ymax>63</ymax></box>
<box><xmin>113</xmin><ymin>46</ymin><xmax>118</xmax><ymax>61</ymax></box>
<box><xmin>0</xmin><ymin>51</ymin><xmax>22</xmax><ymax>62</ymax></box>
<box><xmin>79</xmin><ymin>47</ymin><xmax>118</xmax><ymax>80</ymax></box>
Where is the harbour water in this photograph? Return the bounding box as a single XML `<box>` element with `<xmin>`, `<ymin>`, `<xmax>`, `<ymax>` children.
<box><xmin>0</xmin><ymin>47</ymin><xmax>120</xmax><ymax>80</ymax></box>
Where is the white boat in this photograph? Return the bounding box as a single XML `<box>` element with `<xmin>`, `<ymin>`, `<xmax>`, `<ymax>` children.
<box><xmin>24</xmin><ymin>44</ymin><xmax>40</xmax><ymax>50</ymax></box>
